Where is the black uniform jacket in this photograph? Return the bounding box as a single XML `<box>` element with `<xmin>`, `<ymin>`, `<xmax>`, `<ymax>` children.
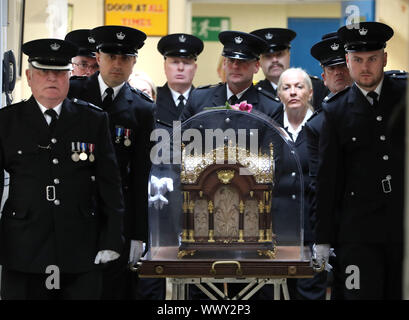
<box><xmin>0</xmin><ymin>97</ymin><xmax>124</xmax><ymax>274</ymax></box>
<box><xmin>304</xmin><ymin>108</ymin><xmax>324</xmax><ymax>235</ymax></box>
<box><xmin>179</xmin><ymin>83</ymin><xmax>282</xmax><ymax>121</ymax></box>
<box><xmin>315</xmin><ymin>76</ymin><xmax>407</xmax><ymax>245</ymax></box>
<box><xmin>272</xmin><ymin>109</ymin><xmax>314</xmax><ymax>243</ymax></box>
<box><xmin>155</xmin><ymin>83</ymin><xmax>194</xmax><ymax>126</ymax></box>
<box><xmin>255</xmin><ymin>76</ymin><xmax>329</xmax><ymax>111</ymax></box>
<box><xmin>68</xmin><ymin>72</ymin><xmax>154</xmax><ymax>243</ymax></box>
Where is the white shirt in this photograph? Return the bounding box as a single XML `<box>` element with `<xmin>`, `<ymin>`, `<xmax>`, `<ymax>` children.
<box><xmin>169</xmin><ymin>86</ymin><xmax>191</xmax><ymax>107</ymax></box>
<box><xmin>37</xmin><ymin>100</ymin><xmax>63</xmax><ymax>125</ymax></box>
<box><xmin>270</xmin><ymin>81</ymin><xmax>278</xmax><ymax>92</ymax></box>
<box><xmin>283</xmin><ymin>107</ymin><xmax>313</xmax><ymax>142</ymax></box>
<box><xmin>98</xmin><ymin>74</ymin><xmax>125</xmax><ymax>101</ymax></box>
<box><xmin>356</xmin><ymin>78</ymin><xmax>383</xmax><ymax>105</ymax></box>
<box><xmin>226</xmin><ymin>84</ymin><xmax>250</xmax><ymax>102</ymax></box>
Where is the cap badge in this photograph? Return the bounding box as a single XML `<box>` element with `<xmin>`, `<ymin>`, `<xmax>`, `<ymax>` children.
<box><xmin>88</xmin><ymin>37</ymin><xmax>95</xmax><ymax>44</ymax></box>
<box><xmin>265</xmin><ymin>33</ymin><xmax>273</xmax><ymax>40</ymax></box>
<box><xmin>331</xmin><ymin>43</ymin><xmax>339</xmax><ymax>51</ymax></box>
<box><xmin>116</xmin><ymin>32</ymin><xmax>126</xmax><ymax>40</ymax></box>
<box><xmin>359</xmin><ymin>28</ymin><xmax>368</xmax><ymax>36</ymax></box>
<box><xmin>234</xmin><ymin>36</ymin><xmax>243</xmax><ymax>44</ymax></box>
<box><xmin>50</xmin><ymin>43</ymin><xmax>61</xmax><ymax>51</ymax></box>
<box><xmin>179</xmin><ymin>35</ymin><xmax>186</xmax><ymax>43</ymax></box>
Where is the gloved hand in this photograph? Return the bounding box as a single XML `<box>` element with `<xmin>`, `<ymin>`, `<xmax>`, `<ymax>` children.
<box><xmin>94</xmin><ymin>250</ymin><xmax>120</xmax><ymax>264</ymax></box>
<box><xmin>312</xmin><ymin>243</ymin><xmax>336</xmax><ymax>272</ymax></box>
<box><xmin>129</xmin><ymin>240</ymin><xmax>145</xmax><ymax>267</ymax></box>
<box><xmin>148</xmin><ymin>175</ymin><xmax>174</xmax><ymax>210</ymax></box>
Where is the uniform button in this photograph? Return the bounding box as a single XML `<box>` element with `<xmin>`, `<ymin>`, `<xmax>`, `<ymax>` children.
<box><xmin>91</xmin><ymin>212</ymin><xmax>95</xmax><ymax>216</ymax></box>
<box><xmin>352</xmin><ymin>137</ymin><xmax>357</xmax><ymax>142</ymax></box>
<box><xmin>291</xmin><ymin>172</ymin><xmax>296</xmax><ymax>177</ymax></box>
<box><xmin>51</xmin><ymin>138</ymin><xmax>57</xmax><ymax>144</ymax></box>
<box><xmin>54</xmin><ymin>200</ymin><xmax>60</xmax><ymax>206</ymax></box>
<box><xmin>54</xmin><ymin>179</ymin><xmax>60</xmax><ymax>185</ymax></box>
<box><xmin>52</xmin><ymin>158</ymin><xmax>59</xmax><ymax>164</ymax></box>
<box><xmin>12</xmin><ymin>212</ymin><xmax>16</xmax><ymax>216</ymax></box>
<box><xmin>383</xmin><ymin>155</ymin><xmax>389</xmax><ymax>160</ymax></box>
<box><xmin>350</xmin><ymin>191</ymin><xmax>355</xmax><ymax>196</ymax></box>
<box><xmin>380</xmin><ymin>135</ymin><xmax>386</xmax><ymax>141</ymax></box>
<box><xmin>292</xmin><ymin>194</ymin><xmax>296</xmax><ymax>200</ymax></box>
<box><xmin>258</xmin><ymin>87</ymin><xmax>262</xmax><ymax>91</ymax></box>
<box><xmin>17</xmin><ymin>150</ymin><xmax>23</xmax><ymax>155</ymax></box>
<box><xmin>386</xmin><ymin>175</ymin><xmax>392</xmax><ymax>179</ymax></box>
<box><xmin>291</xmin><ymin>150</ymin><xmax>295</xmax><ymax>155</ymax></box>
<box><xmin>91</xmin><ymin>176</ymin><xmax>96</xmax><ymax>181</ymax></box>
<box><xmin>376</xmin><ymin>116</ymin><xmax>383</xmax><ymax>121</ymax></box>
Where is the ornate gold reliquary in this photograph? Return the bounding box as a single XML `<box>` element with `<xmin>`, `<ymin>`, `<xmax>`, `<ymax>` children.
<box><xmin>178</xmin><ymin>142</ymin><xmax>276</xmax><ymax>259</ymax></box>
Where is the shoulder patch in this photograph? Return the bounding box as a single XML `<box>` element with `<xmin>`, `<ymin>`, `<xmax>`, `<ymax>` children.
<box><xmin>257</xmin><ymin>86</ymin><xmax>280</xmax><ymax>102</ymax></box>
<box><xmin>71</xmin><ymin>98</ymin><xmax>103</xmax><ymax>111</ymax></box>
<box><xmin>129</xmin><ymin>86</ymin><xmax>154</xmax><ymax>102</ymax></box>
<box><xmin>197</xmin><ymin>83</ymin><xmax>221</xmax><ymax>90</ymax></box>
<box><xmin>323</xmin><ymin>86</ymin><xmax>350</xmax><ymax>103</ymax></box>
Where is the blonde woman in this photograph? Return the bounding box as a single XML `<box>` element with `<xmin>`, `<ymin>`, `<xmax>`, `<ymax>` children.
<box><xmin>265</xmin><ymin>68</ymin><xmax>327</xmax><ymax>300</ymax></box>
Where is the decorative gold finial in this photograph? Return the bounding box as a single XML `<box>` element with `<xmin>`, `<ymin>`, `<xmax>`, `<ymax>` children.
<box><xmin>217</xmin><ymin>170</ymin><xmax>235</xmax><ymax>184</ymax></box>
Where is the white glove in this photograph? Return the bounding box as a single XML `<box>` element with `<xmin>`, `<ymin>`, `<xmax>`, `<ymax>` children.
<box><xmin>129</xmin><ymin>240</ymin><xmax>145</xmax><ymax>266</ymax></box>
<box><xmin>148</xmin><ymin>175</ymin><xmax>174</xmax><ymax>210</ymax></box>
<box><xmin>312</xmin><ymin>244</ymin><xmax>336</xmax><ymax>272</ymax></box>
<box><xmin>94</xmin><ymin>250</ymin><xmax>120</xmax><ymax>264</ymax></box>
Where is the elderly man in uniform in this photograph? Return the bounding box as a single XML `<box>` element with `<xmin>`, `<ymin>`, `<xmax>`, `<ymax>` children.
<box><xmin>251</xmin><ymin>28</ymin><xmax>328</xmax><ymax>110</ymax></box>
<box><xmin>65</xmin><ymin>29</ymin><xmax>99</xmax><ymax>77</ymax></box>
<box><xmin>68</xmin><ymin>25</ymin><xmax>154</xmax><ymax>299</ymax></box>
<box><xmin>0</xmin><ymin>38</ymin><xmax>124</xmax><ymax>300</ymax></box>
<box><xmin>180</xmin><ymin>31</ymin><xmax>281</xmax><ymax>121</ymax></box>
<box><xmin>313</xmin><ymin>22</ymin><xmax>407</xmax><ymax>299</ymax></box>
<box><xmin>305</xmin><ymin>32</ymin><xmax>353</xmax><ymax>300</ymax></box>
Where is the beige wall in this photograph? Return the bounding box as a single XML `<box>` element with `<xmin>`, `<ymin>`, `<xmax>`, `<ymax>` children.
<box><xmin>192</xmin><ymin>2</ymin><xmax>341</xmax><ymax>86</ymax></box>
<box><xmin>376</xmin><ymin>0</ymin><xmax>409</xmax><ymax>71</ymax></box>
<box><xmin>9</xmin><ymin>0</ymin><xmax>409</xmax><ymax>102</ymax></box>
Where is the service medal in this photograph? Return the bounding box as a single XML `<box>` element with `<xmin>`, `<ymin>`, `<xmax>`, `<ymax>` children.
<box><xmin>71</xmin><ymin>142</ymin><xmax>80</xmax><ymax>162</ymax></box>
<box><xmin>124</xmin><ymin>128</ymin><xmax>132</xmax><ymax>147</ymax></box>
<box><xmin>115</xmin><ymin>126</ymin><xmax>124</xmax><ymax>144</ymax></box>
<box><xmin>89</xmin><ymin>143</ymin><xmax>95</xmax><ymax>162</ymax></box>
<box><xmin>79</xmin><ymin>142</ymin><xmax>88</xmax><ymax>161</ymax></box>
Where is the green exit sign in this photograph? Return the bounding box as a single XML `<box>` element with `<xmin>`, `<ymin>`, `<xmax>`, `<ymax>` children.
<box><xmin>192</xmin><ymin>17</ymin><xmax>231</xmax><ymax>42</ymax></box>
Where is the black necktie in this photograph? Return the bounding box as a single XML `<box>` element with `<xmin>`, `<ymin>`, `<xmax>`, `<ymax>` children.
<box><xmin>102</xmin><ymin>87</ymin><xmax>114</xmax><ymax>110</ymax></box>
<box><xmin>228</xmin><ymin>95</ymin><xmax>238</xmax><ymax>105</ymax></box>
<box><xmin>367</xmin><ymin>91</ymin><xmax>379</xmax><ymax>108</ymax></box>
<box><xmin>44</xmin><ymin>109</ymin><xmax>58</xmax><ymax>133</ymax></box>
<box><xmin>177</xmin><ymin>95</ymin><xmax>185</xmax><ymax>108</ymax></box>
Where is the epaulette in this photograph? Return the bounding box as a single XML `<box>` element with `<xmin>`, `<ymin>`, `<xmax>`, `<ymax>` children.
<box><xmin>256</xmin><ymin>86</ymin><xmax>280</xmax><ymax>102</ymax></box>
<box><xmin>197</xmin><ymin>83</ymin><xmax>221</xmax><ymax>89</ymax></box>
<box><xmin>71</xmin><ymin>98</ymin><xmax>103</xmax><ymax>111</ymax></box>
<box><xmin>322</xmin><ymin>91</ymin><xmax>336</xmax><ymax>103</ymax></box>
<box><xmin>323</xmin><ymin>86</ymin><xmax>349</xmax><ymax>104</ymax></box>
<box><xmin>385</xmin><ymin>70</ymin><xmax>407</xmax><ymax>79</ymax></box>
<box><xmin>309</xmin><ymin>74</ymin><xmax>320</xmax><ymax>81</ymax></box>
<box><xmin>306</xmin><ymin>107</ymin><xmax>322</xmax><ymax>122</ymax></box>
<box><xmin>129</xmin><ymin>86</ymin><xmax>154</xmax><ymax>102</ymax></box>
<box><xmin>70</xmin><ymin>75</ymin><xmax>87</xmax><ymax>81</ymax></box>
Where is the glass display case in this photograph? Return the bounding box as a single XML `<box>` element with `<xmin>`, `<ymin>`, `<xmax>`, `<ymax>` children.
<box><xmin>140</xmin><ymin>108</ymin><xmax>311</xmax><ymax>279</ymax></box>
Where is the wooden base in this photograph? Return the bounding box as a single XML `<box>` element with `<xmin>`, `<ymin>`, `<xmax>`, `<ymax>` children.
<box><xmin>138</xmin><ymin>246</ymin><xmax>313</xmax><ymax>278</ymax></box>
